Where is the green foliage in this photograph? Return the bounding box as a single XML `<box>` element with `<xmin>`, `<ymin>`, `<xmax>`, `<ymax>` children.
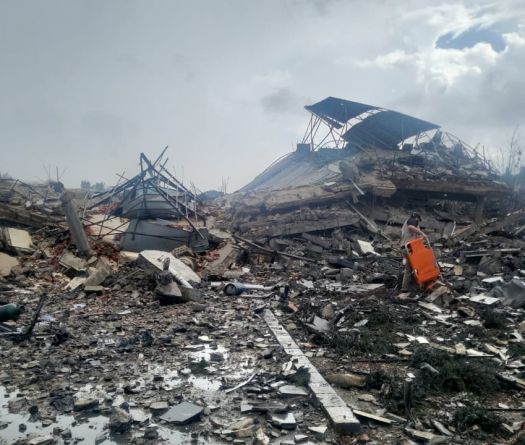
<box><xmin>453</xmin><ymin>403</ymin><xmax>503</xmax><ymax>434</ymax></box>
<box><xmin>80</xmin><ymin>180</ymin><xmax>106</xmax><ymax>192</ymax></box>
<box><xmin>189</xmin><ymin>358</ymin><xmax>208</xmax><ymax>375</ymax></box>
<box><xmin>508</xmin><ymin>342</ymin><xmax>525</xmax><ymax>358</ymax></box>
<box><xmin>480</xmin><ymin>308</ymin><xmax>508</xmax><ymax>329</ymax></box>
<box><xmin>410</xmin><ymin>346</ymin><xmax>501</xmax><ymax>395</ymax></box>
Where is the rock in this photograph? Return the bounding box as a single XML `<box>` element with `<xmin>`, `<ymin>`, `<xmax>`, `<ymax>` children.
<box><xmin>494</xmin><ymin>278</ymin><xmax>525</xmax><ymax>308</ymax></box>
<box><xmin>73</xmin><ymin>398</ymin><xmax>99</xmax><ymax>412</ymax></box>
<box><xmin>253</xmin><ymin>427</ymin><xmax>270</xmax><ymax>445</ymax></box>
<box><xmin>131</xmin><ymin>410</ymin><xmax>149</xmax><ymax>423</ymax></box>
<box><xmin>191</xmin><ymin>303</ymin><xmax>206</xmax><ymax>312</ymax></box>
<box><xmin>457</xmin><ymin>306</ymin><xmax>476</xmax><ymax>318</ymax></box>
<box><xmin>270</xmin><ymin>412</ymin><xmax>296</xmax><ymax>430</ymax></box>
<box><xmin>28</xmin><ymin>436</ymin><xmax>55</xmax><ymax>445</ymax></box>
<box><xmin>84</xmin><ymin>285</ymin><xmax>104</xmax><ymax>293</ymax></box>
<box><xmin>278</xmin><ymin>385</ymin><xmax>309</xmax><ymax>397</ymax></box>
<box><xmin>356</xmin><ymin>239</ymin><xmax>377</xmax><ymax>256</ymax></box>
<box><xmin>0</xmin><ymin>252</ymin><xmax>20</xmax><ymax>277</ymax></box>
<box><xmin>305</xmin><ymin>316</ymin><xmax>329</xmax><ymax>333</ymax></box>
<box><xmin>294</xmin><ymin>434</ymin><xmax>308</xmax><ymax>443</ymax></box>
<box><xmin>325</xmin><ymin>372</ymin><xmax>366</xmax><ymax>388</ymax></box>
<box><xmin>84</xmin><ymin>257</ymin><xmax>112</xmax><ymax>286</ymax></box>
<box><xmin>95</xmin><ymin>433</ymin><xmax>106</xmax><ymax>444</ymax></box>
<box><xmin>149</xmin><ymin>401</ymin><xmax>169</xmax><ymax>413</ymax></box>
<box><xmin>108</xmin><ymin>407</ymin><xmax>132</xmax><ymax>433</ymax></box>
<box><xmin>229</xmin><ymin>417</ymin><xmax>255</xmax><ymax>438</ymax></box>
<box><xmin>321</xmin><ymin>303</ymin><xmax>335</xmax><ymax>320</ymax></box>
<box><xmin>209</xmin><ymin>352</ymin><xmax>224</xmax><ymax>362</ymax></box>
<box><xmin>405</xmin><ymin>428</ymin><xmax>448</xmax><ymax>443</ymax></box>
<box><xmin>159</xmin><ymin>401</ymin><xmax>203</xmax><ymax>425</ymax></box>
<box><xmin>144</xmin><ymin>426</ymin><xmax>159</xmax><ymax>440</ymax></box>
<box><xmin>261</xmin><ymin>348</ymin><xmax>274</xmax><ymax>359</ymax></box>
<box><xmin>308</xmin><ymin>425</ymin><xmax>327</xmax><ymax>436</ymax></box>
<box><xmin>431</xmin><ymin>419</ymin><xmax>453</xmax><ymax>436</ymax></box>
<box><xmin>59</xmin><ymin>251</ymin><xmax>87</xmax><ymax>271</ymax></box>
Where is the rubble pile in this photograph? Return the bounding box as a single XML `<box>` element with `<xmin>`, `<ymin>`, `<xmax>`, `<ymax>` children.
<box><xmin>1</xmin><ymin>99</ymin><xmax>525</xmax><ymax>445</ymax></box>
<box><xmin>0</xmin><ymin>179</ymin><xmax>64</xmax><ymax>228</ymax></box>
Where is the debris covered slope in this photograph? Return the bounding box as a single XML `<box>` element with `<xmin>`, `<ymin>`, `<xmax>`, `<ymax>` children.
<box><xmin>1</xmin><ymin>99</ymin><xmax>525</xmax><ymax>445</ymax></box>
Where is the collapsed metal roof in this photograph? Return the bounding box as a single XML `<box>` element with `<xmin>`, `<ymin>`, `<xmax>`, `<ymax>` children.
<box><xmin>304</xmin><ymin>97</ymin><xmax>440</xmax><ymax>150</ymax></box>
<box><xmin>305</xmin><ymin>97</ymin><xmax>377</xmax><ymax>128</ymax></box>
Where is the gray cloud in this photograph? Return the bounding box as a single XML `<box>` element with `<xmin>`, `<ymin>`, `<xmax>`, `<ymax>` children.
<box><xmin>260</xmin><ymin>88</ymin><xmax>305</xmax><ymax>114</ymax></box>
<box><xmin>0</xmin><ymin>0</ymin><xmax>524</xmax><ymax>190</ymax></box>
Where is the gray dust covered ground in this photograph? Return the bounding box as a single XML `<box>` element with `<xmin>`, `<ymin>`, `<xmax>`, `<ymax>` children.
<box><xmin>2</xmin><ymin>115</ymin><xmax>525</xmax><ymax>445</ymax></box>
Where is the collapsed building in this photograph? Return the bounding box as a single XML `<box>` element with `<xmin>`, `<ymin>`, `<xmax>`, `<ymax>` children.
<box><xmin>230</xmin><ymin>97</ymin><xmax>509</xmax><ymax>241</ymax></box>
<box><xmin>85</xmin><ymin>149</ymin><xmax>209</xmax><ymax>254</ymax></box>
<box><xmin>1</xmin><ymin>98</ymin><xmax>525</xmax><ymax>445</ymax></box>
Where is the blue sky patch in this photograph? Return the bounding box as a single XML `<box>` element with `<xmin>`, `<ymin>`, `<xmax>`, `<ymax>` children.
<box><xmin>436</xmin><ymin>20</ymin><xmax>517</xmax><ymax>53</ymax></box>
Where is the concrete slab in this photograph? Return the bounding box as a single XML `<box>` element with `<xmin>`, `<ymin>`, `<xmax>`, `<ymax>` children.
<box><xmin>278</xmin><ymin>385</ymin><xmax>308</xmax><ymax>397</ymax></box>
<box><xmin>263</xmin><ymin>310</ymin><xmax>360</xmax><ymax>434</ymax></box>
<box><xmin>270</xmin><ymin>412</ymin><xmax>296</xmax><ymax>430</ymax></box>
<box><xmin>59</xmin><ymin>251</ymin><xmax>88</xmax><ymax>272</ymax></box>
<box><xmin>0</xmin><ymin>252</ymin><xmax>19</xmax><ymax>276</ymax></box>
<box><xmin>139</xmin><ymin>250</ymin><xmax>201</xmax><ymax>287</ymax></box>
<box><xmin>2</xmin><ymin>227</ymin><xmax>33</xmax><ymax>253</ymax></box>
<box><xmin>159</xmin><ymin>401</ymin><xmax>203</xmax><ymax>424</ymax></box>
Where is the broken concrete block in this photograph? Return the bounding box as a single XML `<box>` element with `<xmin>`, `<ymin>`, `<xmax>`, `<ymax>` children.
<box><xmin>149</xmin><ymin>401</ymin><xmax>169</xmax><ymax>413</ymax></box>
<box><xmin>253</xmin><ymin>427</ymin><xmax>270</xmax><ymax>445</ymax></box>
<box><xmin>278</xmin><ymin>385</ymin><xmax>308</xmax><ymax>397</ymax></box>
<box><xmin>469</xmin><ymin>294</ymin><xmax>499</xmax><ymax>305</ymax></box>
<box><xmin>28</xmin><ymin>436</ymin><xmax>54</xmax><ymax>445</ymax></box>
<box><xmin>74</xmin><ymin>398</ymin><xmax>99</xmax><ymax>412</ymax></box>
<box><xmin>0</xmin><ymin>227</ymin><xmax>34</xmax><ymax>254</ymax></box>
<box><xmin>426</xmin><ymin>285</ymin><xmax>450</xmax><ymax>304</ymax></box>
<box><xmin>355</xmin><ymin>240</ymin><xmax>378</xmax><ymax>256</ymax></box>
<box><xmin>263</xmin><ymin>309</ymin><xmax>360</xmax><ymax>434</ymax></box>
<box><xmin>405</xmin><ymin>427</ymin><xmax>448</xmax><ymax>443</ymax></box>
<box><xmin>270</xmin><ymin>412</ymin><xmax>296</xmax><ymax>430</ymax></box>
<box><xmin>229</xmin><ymin>417</ymin><xmax>255</xmax><ymax>438</ymax></box>
<box><xmin>204</xmin><ymin>243</ymin><xmax>239</xmax><ymax>276</ymax></box>
<box><xmin>493</xmin><ymin>278</ymin><xmax>525</xmax><ymax>308</ymax></box>
<box><xmin>308</xmin><ymin>425</ymin><xmax>327</xmax><ymax>436</ymax></box>
<box><xmin>305</xmin><ymin>316</ymin><xmax>329</xmax><ymax>333</ymax></box>
<box><xmin>321</xmin><ymin>303</ymin><xmax>335</xmax><ymax>320</ymax></box>
<box><xmin>0</xmin><ymin>252</ymin><xmax>19</xmax><ymax>277</ymax></box>
<box><xmin>64</xmin><ymin>276</ymin><xmax>86</xmax><ymax>291</ymax></box>
<box><xmin>84</xmin><ymin>257</ymin><xmax>112</xmax><ymax>287</ymax></box>
<box><xmin>59</xmin><ymin>251</ymin><xmax>87</xmax><ymax>272</ymax></box>
<box><xmin>108</xmin><ymin>407</ymin><xmax>132</xmax><ymax>433</ymax></box>
<box><xmin>159</xmin><ymin>401</ymin><xmax>203</xmax><ymax>424</ymax></box>
<box><xmin>325</xmin><ymin>372</ymin><xmax>366</xmax><ymax>389</ymax></box>
<box><xmin>84</xmin><ymin>285</ymin><xmax>104</xmax><ymax>293</ymax></box>
<box><xmin>139</xmin><ymin>250</ymin><xmax>201</xmax><ymax>287</ymax></box>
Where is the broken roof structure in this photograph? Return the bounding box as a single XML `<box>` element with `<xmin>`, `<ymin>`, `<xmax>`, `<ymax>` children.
<box><xmin>237</xmin><ymin>97</ymin><xmax>507</xmax><ymax>219</ymax></box>
<box><xmin>304</xmin><ymin>96</ymin><xmax>440</xmax><ymax>150</ymax></box>
<box><xmin>86</xmin><ymin>149</ymin><xmax>209</xmax><ymax>253</ymax></box>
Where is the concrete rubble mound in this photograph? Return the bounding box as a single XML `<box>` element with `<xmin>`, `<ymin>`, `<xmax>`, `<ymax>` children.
<box><xmin>1</xmin><ymin>100</ymin><xmax>525</xmax><ymax>444</ymax></box>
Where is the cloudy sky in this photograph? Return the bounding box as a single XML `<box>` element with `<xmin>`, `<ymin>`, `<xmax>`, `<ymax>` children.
<box><xmin>1</xmin><ymin>0</ymin><xmax>524</xmax><ymax>191</ymax></box>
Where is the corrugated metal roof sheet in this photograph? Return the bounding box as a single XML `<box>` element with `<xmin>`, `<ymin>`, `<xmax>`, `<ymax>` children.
<box><xmin>305</xmin><ymin>97</ymin><xmax>378</xmax><ymax>127</ymax></box>
<box><xmin>342</xmin><ymin>110</ymin><xmax>439</xmax><ymax>149</ymax></box>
